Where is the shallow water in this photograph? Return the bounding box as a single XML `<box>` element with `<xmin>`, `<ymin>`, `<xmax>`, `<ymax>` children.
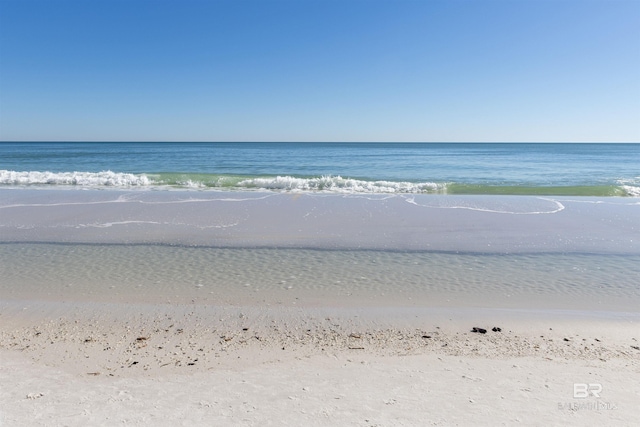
<box><xmin>2</xmin><ymin>190</ymin><xmax>638</xmax><ymax>312</ymax></box>
<box><xmin>2</xmin><ymin>190</ymin><xmax>639</xmax><ymax>253</ymax></box>
<box><xmin>2</xmin><ymin>243</ymin><xmax>638</xmax><ymax>312</ymax></box>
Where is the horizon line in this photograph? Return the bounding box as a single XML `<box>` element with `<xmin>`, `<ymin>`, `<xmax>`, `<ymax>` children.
<box><xmin>1</xmin><ymin>140</ymin><xmax>639</xmax><ymax>144</ymax></box>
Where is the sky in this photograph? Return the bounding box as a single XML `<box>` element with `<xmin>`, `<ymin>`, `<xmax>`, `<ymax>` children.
<box><xmin>0</xmin><ymin>0</ymin><xmax>638</xmax><ymax>142</ymax></box>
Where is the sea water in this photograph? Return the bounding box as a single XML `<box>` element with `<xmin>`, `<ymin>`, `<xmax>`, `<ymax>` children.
<box><xmin>1</xmin><ymin>243</ymin><xmax>639</xmax><ymax>312</ymax></box>
<box><xmin>1</xmin><ymin>142</ymin><xmax>639</xmax><ymax>196</ymax></box>
<box><xmin>1</xmin><ymin>142</ymin><xmax>639</xmax><ymax>312</ymax></box>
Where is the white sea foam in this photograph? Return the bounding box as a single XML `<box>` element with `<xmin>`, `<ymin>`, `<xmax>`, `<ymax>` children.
<box><xmin>177</xmin><ymin>179</ymin><xmax>206</xmax><ymax>189</ymax></box>
<box><xmin>0</xmin><ymin>170</ymin><xmax>443</xmax><ymax>193</ymax></box>
<box><xmin>236</xmin><ymin>175</ymin><xmax>445</xmax><ymax>194</ymax></box>
<box><xmin>620</xmin><ymin>184</ymin><xmax>640</xmax><ymax>197</ymax></box>
<box><xmin>402</xmin><ymin>195</ymin><xmax>565</xmax><ymax>215</ymax></box>
<box><xmin>0</xmin><ymin>170</ymin><xmax>151</xmax><ymax>187</ymax></box>
<box><xmin>76</xmin><ymin>220</ymin><xmax>163</xmax><ymax>228</ymax></box>
<box><xmin>617</xmin><ymin>178</ymin><xmax>640</xmax><ymax>197</ymax></box>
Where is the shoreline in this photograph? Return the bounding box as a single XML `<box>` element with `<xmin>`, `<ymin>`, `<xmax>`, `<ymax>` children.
<box><xmin>2</xmin><ymin>189</ymin><xmax>639</xmax><ymax>253</ymax></box>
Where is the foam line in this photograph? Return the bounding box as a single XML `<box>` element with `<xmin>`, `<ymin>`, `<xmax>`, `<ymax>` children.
<box><xmin>402</xmin><ymin>196</ymin><xmax>565</xmax><ymax>215</ymax></box>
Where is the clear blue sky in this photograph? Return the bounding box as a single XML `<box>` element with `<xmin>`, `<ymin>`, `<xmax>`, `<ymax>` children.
<box><xmin>1</xmin><ymin>0</ymin><xmax>638</xmax><ymax>142</ymax></box>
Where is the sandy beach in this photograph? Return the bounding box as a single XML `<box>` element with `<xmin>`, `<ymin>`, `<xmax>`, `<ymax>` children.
<box><xmin>1</xmin><ymin>190</ymin><xmax>639</xmax><ymax>425</ymax></box>
<box><xmin>2</xmin><ymin>301</ymin><xmax>639</xmax><ymax>426</ymax></box>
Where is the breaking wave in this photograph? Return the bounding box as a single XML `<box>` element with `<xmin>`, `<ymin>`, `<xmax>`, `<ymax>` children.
<box><xmin>1</xmin><ymin>170</ymin><xmax>638</xmax><ymax>196</ymax></box>
<box><xmin>0</xmin><ymin>170</ymin><xmax>151</xmax><ymax>187</ymax></box>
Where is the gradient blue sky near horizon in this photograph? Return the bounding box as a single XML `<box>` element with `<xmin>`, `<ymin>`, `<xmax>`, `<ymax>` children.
<box><xmin>1</xmin><ymin>0</ymin><xmax>639</xmax><ymax>143</ymax></box>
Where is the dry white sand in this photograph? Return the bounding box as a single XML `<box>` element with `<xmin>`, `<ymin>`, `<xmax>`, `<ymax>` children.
<box><xmin>1</xmin><ymin>301</ymin><xmax>639</xmax><ymax>426</ymax></box>
<box><xmin>3</xmin><ymin>350</ymin><xmax>638</xmax><ymax>426</ymax></box>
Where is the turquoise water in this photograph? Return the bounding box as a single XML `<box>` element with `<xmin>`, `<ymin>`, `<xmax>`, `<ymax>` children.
<box><xmin>1</xmin><ymin>142</ymin><xmax>638</xmax><ymax>196</ymax></box>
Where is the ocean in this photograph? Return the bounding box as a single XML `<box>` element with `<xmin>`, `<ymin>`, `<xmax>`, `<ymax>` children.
<box><xmin>1</xmin><ymin>142</ymin><xmax>638</xmax><ymax>196</ymax></box>
<box><xmin>1</xmin><ymin>142</ymin><xmax>639</xmax><ymax>312</ymax></box>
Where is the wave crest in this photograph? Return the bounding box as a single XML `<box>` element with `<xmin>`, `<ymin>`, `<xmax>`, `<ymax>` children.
<box><xmin>618</xmin><ymin>178</ymin><xmax>640</xmax><ymax>197</ymax></box>
<box><xmin>1</xmin><ymin>170</ymin><xmax>638</xmax><ymax>197</ymax></box>
<box><xmin>237</xmin><ymin>176</ymin><xmax>445</xmax><ymax>194</ymax></box>
<box><xmin>0</xmin><ymin>170</ymin><xmax>151</xmax><ymax>187</ymax></box>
